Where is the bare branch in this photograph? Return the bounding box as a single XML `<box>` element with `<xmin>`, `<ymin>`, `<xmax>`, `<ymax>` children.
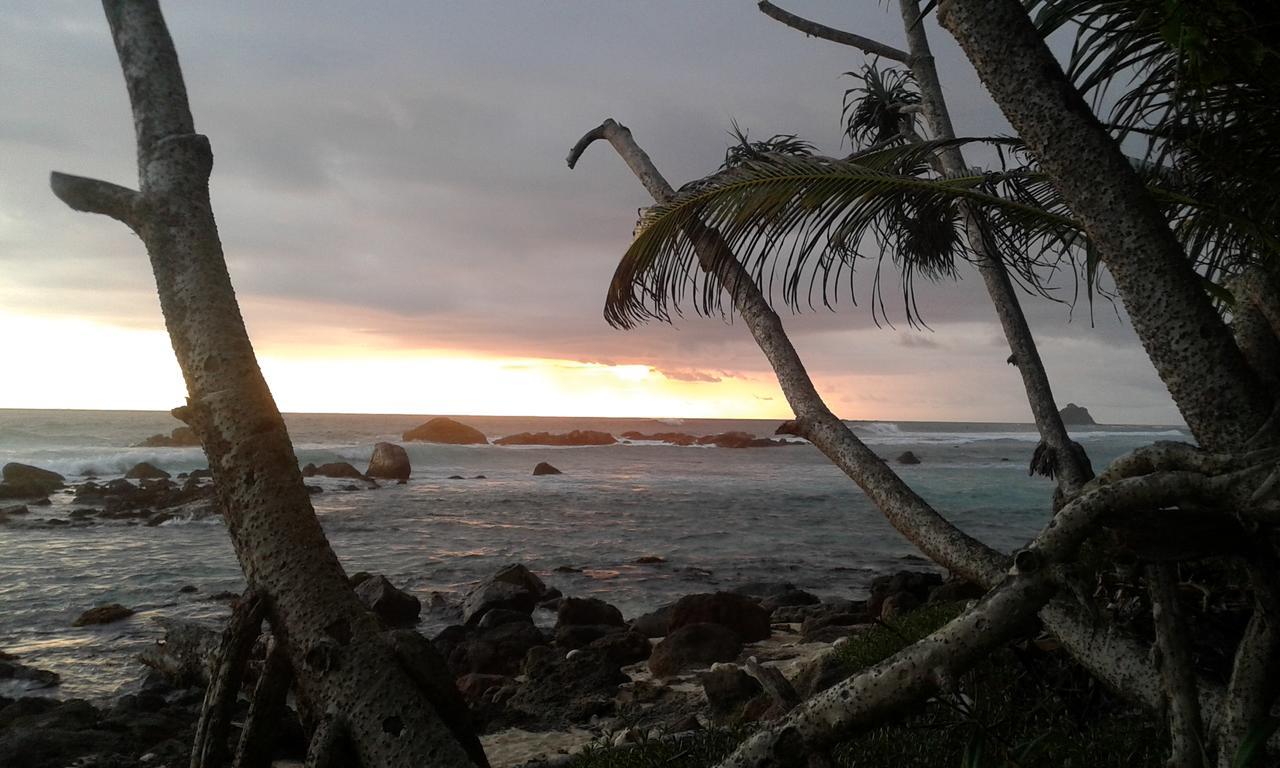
<box><xmin>757</xmin><ymin>1</ymin><xmax>909</xmax><ymax>63</ymax></box>
<box><xmin>567</xmin><ymin>119</ymin><xmax>676</xmax><ymax>201</ymax></box>
<box><xmin>49</xmin><ymin>172</ymin><xmax>143</xmax><ymax>231</ymax></box>
<box><xmin>103</xmin><ymin>0</ymin><xmax>195</xmax><ymax>160</ymax></box>
<box><xmin>744</xmin><ymin>656</ymin><xmax>801</xmax><ymax>713</ymax></box>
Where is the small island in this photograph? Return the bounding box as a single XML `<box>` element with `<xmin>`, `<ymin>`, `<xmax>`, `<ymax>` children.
<box><xmin>1058</xmin><ymin>403</ymin><xmax>1098</xmax><ymax>426</ymax></box>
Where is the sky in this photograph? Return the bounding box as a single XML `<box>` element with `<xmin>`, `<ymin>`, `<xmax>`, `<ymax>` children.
<box><xmin>0</xmin><ymin>1</ymin><xmax>1182</xmax><ymax>424</ymax></box>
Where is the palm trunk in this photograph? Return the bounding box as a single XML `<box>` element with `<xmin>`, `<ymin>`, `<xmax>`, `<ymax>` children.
<box><xmin>50</xmin><ymin>3</ymin><xmax>484</xmax><ymax>767</ymax></box>
<box><xmin>936</xmin><ymin>0</ymin><xmax>1275</xmax><ymax>452</ymax></box>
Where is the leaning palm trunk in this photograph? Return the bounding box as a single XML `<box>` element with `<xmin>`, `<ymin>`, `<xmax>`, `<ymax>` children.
<box><xmin>50</xmin><ymin>3</ymin><xmax>484</xmax><ymax>767</ymax></box>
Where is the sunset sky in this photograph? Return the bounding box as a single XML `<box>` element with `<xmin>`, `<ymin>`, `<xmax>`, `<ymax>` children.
<box><xmin>0</xmin><ymin>1</ymin><xmax>1181</xmax><ymax>424</ymax></box>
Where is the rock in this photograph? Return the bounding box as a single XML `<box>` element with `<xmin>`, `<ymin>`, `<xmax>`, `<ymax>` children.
<box><xmin>365</xmin><ymin>442</ymin><xmax>411</xmax><ymax>481</ymax></box>
<box><xmin>73</xmin><ymin>604</ymin><xmax>134</xmax><ymax>627</ymax></box>
<box><xmin>1059</xmin><ymin>403</ymin><xmax>1097</xmax><ymax>425</ymax></box>
<box><xmin>532</xmin><ymin>462</ymin><xmax>562</xmax><ymax>476</ymax></box>
<box><xmin>354</xmin><ymin>575</ymin><xmax>421</xmax><ymax>627</ymax></box>
<box><xmin>456</xmin><ymin>673</ymin><xmax>513</xmax><ymax>705</ymax></box>
<box><xmin>669</xmin><ymin>592</ymin><xmax>771</xmax><ymax>642</ymax></box>
<box><xmin>761</xmin><ymin>589</ymin><xmax>821</xmax><ymax>612</ymax></box>
<box><xmin>631</xmin><ymin>603</ymin><xmax>676</xmax><ymax>638</ymax></box>
<box><xmin>461</xmin><ymin>563</ymin><xmax>549</xmax><ymax>625</ymax></box>
<box><xmin>649</xmin><ymin>623</ymin><xmax>742</xmax><ymax>677</ymax></box>
<box><xmin>301</xmin><ymin>462</ymin><xmax>318</xmax><ymax>477</ymax></box>
<box><xmin>311</xmin><ymin>462</ymin><xmax>364</xmax><ymax>479</ymax></box>
<box><xmin>587</xmin><ymin>629</ymin><xmax>652</xmax><ymax>665</ymax></box>
<box><xmin>619</xmin><ymin>431</ymin><xmax>699</xmax><ymax>446</ymax></box>
<box><xmin>0</xmin><ymin>463</ymin><xmax>65</xmax><ymax>499</ymax></box>
<box><xmin>634</xmin><ymin>555</ymin><xmax>666</xmax><ymax>564</ymax></box>
<box><xmin>554</xmin><ymin>565</ymin><xmax>582</xmax><ymax>573</ymax></box>
<box><xmin>802</xmin><ymin>613</ymin><xmax>870</xmax><ymax>643</ymax></box>
<box><xmin>124</xmin><ymin>462</ymin><xmax>170</xmax><ymax>480</ymax></box>
<box><xmin>867</xmin><ymin>571</ymin><xmax>942</xmax><ymax>617</ymax></box>
<box><xmin>929</xmin><ymin>578</ymin><xmax>985</xmax><ymax>604</ymax></box>
<box><xmin>0</xmin><ymin>656</ymin><xmax>61</xmax><ymax>689</ymax></box>
<box><xmin>695</xmin><ymin>431</ymin><xmax>792</xmax><ymax>449</ymax></box>
<box><xmin>731</xmin><ymin>581</ymin><xmax>797</xmax><ymax>599</ymax></box>
<box><xmin>505</xmin><ymin>647</ymin><xmax>629</xmax><ymax>727</ymax></box>
<box><xmin>896</xmin><ymin>450</ymin><xmax>921</xmax><ymax>465</ymax></box>
<box><xmin>700</xmin><ymin>664</ymin><xmax>763</xmax><ymax>724</ymax></box>
<box><xmin>402</xmin><ymin>417</ymin><xmax>489</xmax><ymax>444</ymax></box>
<box><xmin>477</xmin><ymin>609</ymin><xmax>534</xmax><ymax>630</ymax></box>
<box><xmin>792</xmin><ymin>648</ymin><xmax>848</xmax><ymax>698</ymax></box>
<box><xmin>178</xmin><ymin>585</ymin><xmax>197</xmax><ymax>594</ymax></box>
<box><xmin>879</xmin><ymin>592</ymin><xmax>920</xmax><ymax>620</ymax></box>
<box><xmin>554</xmin><ymin>624</ymin><xmax>621</xmax><ymax>650</ymax></box>
<box><xmin>135</xmin><ymin>427</ymin><xmax>200</xmax><ymax>447</ymax></box>
<box><xmin>495</xmin><ymin>430</ymin><xmax>617</xmax><ymax>446</ymax></box>
<box><xmin>557</xmin><ymin>597</ymin><xmax>625</xmax><ymax>628</ymax></box>
<box><xmin>437</xmin><ymin>621</ymin><xmax>547</xmax><ymax>677</ymax></box>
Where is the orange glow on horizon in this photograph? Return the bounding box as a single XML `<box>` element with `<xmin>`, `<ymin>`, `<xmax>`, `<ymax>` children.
<box><xmin>0</xmin><ymin>311</ymin><xmax>794</xmax><ymax>419</ymax></box>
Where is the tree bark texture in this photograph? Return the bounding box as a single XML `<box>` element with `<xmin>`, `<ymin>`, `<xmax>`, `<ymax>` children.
<box><xmin>51</xmin><ymin>3</ymin><xmax>485</xmax><ymax>767</ymax></box>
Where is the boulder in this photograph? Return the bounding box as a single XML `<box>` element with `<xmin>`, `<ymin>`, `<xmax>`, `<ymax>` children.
<box><xmin>403</xmin><ymin>417</ymin><xmax>489</xmax><ymax>444</ymax></box>
<box><xmin>867</xmin><ymin>570</ymin><xmax>942</xmax><ymax>617</ymax></box>
<box><xmin>896</xmin><ymin>451</ymin><xmax>922</xmax><ymax>465</ymax></box>
<box><xmin>587</xmin><ymin>629</ymin><xmax>652</xmax><ymax>666</ymax></box>
<box><xmin>649</xmin><ymin>623</ymin><xmax>742</xmax><ymax>677</ymax></box>
<box><xmin>619</xmin><ymin>431</ymin><xmax>699</xmax><ymax>446</ymax></box>
<box><xmin>879</xmin><ymin>592</ymin><xmax>920</xmax><ymax>621</ymax></box>
<box><xmin>631</xmin><ymin>603</ymin><xmax>676</xmax><ymax>638</ymax></box>
<box><xmin>700</xmin><ymin>664</ymin><xmax>763</xmax><ymax>724</ymax></box>
<box><xmin>436</xmin><ymin>620</ymin><xmax>547</xmax><ymax>677</ymax></box>
<box><xmin>354</xmin><ymin>575</ymin><xmax>421</xmax><ymax>627</ymax></box>
<box><xmin>801</xmin><ymin>612</ymin><xmax>870</xmax><ymax>643</ymax></box>
<box><xmin>1058</xmin><ymin>403</ymin><xmax>1097</xmax><ymax>425</ymax></box>
<box><xmin>495</xmin><ymin>430</ymin><xmax>617</xmax><ymax>446</ymax></box>
<box><xmin>135</xmin><ymin>427</ymin><xmax>200</xmax><ymax>447</ymax></box>
<box><xmin>792</xmin><ymin>648</ymin><xmax>848</xmax><ymax>698</ymax></box>
<box><xmin>365</xmin><ymin>442</ymin><xmax>411</xmax><ymax>481</ymax></box>
<box><xmin>73</xmin><ymin>604</ymin><xmax>134</xmax><ymax>627</ymax></box>
<box><xmin>461</xmin><ymin>564</ymin><xmax>549</xmax><ymax>625</ymax></box>
<box><xmin>532</xmin><ymin>462</ymin><xmax>562</xmax><ymax>476</ymax></box>
<box><xmin>0</xmin><ymin>463</ymin><xmax>65</xmax><ymax>499</ymax></box>
<box><xmin>312</xmin><ymin>462</ymin><xmax>364</xmax><ymax>479</ymax></box>
<box><xmin>669</xmin><ymin>592</ymin><xmax>771</xmax><ymax>642</ymax></box>
<box><xmin>695</xmin><ymin>431</ymin><xmax>791</xmax><ymax>449</ymax></box>
<box><xmin>634</xmin><ymin>555</ymin><xmax>666</xmax><ymax>564</ymax></box>
<box><xmin>505</xmin><ymin>646</ymin><xmax>629</xmax><ymax>727</ymax></box>
<box><xmin>557</xmin><ymin>597</ymin><xmax>625</xmax><ymax>629</ymax></box>
<box><xmin>928</xmin><ymin>578</ymin><xmax>985</xmax><ymax>604</ymax></box>
<box><xmin>761</xmin><ymin>589</ymin><xmax>821</xmax><ymax>612</ymax></box>
<box><xmin>0</xmin><ymin>656</ymin><xmax>60</xmax><ymax>689</ymax></box>
<box><xmin>456</xmin><ymin>673</ymin><xmax>514</xmax><ymax>706</ymax></box>
<box><xmin>731</xmin><ymin>582</ymin><xmax>797</xmax><ymax>599</ymax></box>
<box><xmin>554</xmin><ymin>624</ymin><xmax>621</xmax><ymax>650</ymax></box>
<box><xmin>124</xmin><ymin>462</ymin><xmax>170</xmax><ymax>480</ymax></box>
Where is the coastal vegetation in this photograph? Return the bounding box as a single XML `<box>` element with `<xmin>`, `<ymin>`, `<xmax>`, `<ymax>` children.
<box><xmin>4</xmin><ymin>0</ymin><xmax>1275</xmax><ymax>767</ymax></box>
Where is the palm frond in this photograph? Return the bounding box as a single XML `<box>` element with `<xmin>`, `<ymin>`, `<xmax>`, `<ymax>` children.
<box><xmin>843</xmin><ymin>62</ymin><xmax>921</xmax><ymax>148</ymax></box>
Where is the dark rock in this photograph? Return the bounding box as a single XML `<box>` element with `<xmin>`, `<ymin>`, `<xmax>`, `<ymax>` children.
<box><xmin>135</xmin><ymin>426</ymin><xmax>200</xmax><ymax>447</ymax></box>
<box><xmin>619</xmin><ymin>431</ymin><xmax>699</xmax><ymax>446</ymax></box>
<box><xmin>649</xmin><ymin>623</ymin><xmax>742</xmax><ymax>677</ymax></box>
<box><xmin>440</xmin><ymin>621</ymin><xmax>547</xmax><ymax>677</ymax></box>
<box><xmin>188</xmin><ymin>468</ymin><xmax>212</xmax><ymax>481</ymax></box>
<box><xmin>306</xmin><ymin>484</ymin><xmax>323</xmax><ymax>494</ymax></box>
<box><xmin>669</xmin><ymin>592</ymin><xmax>771</xmax><ymax>642</ymax></box>
<box><xmin>700</xmin><ymin>664</ymin><xmax>763</xmax><ymax>724</ymax></box>
<box><xmin>929</xmin><ymin>578</ymin><xmax>985</xmax><ymax>604</ymax></box>
<box><xmin>774</xmin><ymin>420</ymin><xmax>804</xmax><ymax>437</ymax></box>
<box><xmin>461</xmin><ymin>563</ymin><xmax>549</xmax><ymax>625</ymax></box>
<box><xmin>354</xmin><ymin>575</ymin><xmax>421</xmax><ymax>627</ymax></box>
<box><xmin>879</xmin><ymin>592</ymin><xmax>920</xmax><ymax>620</ymax></box>
<box><xmin>801</xmin><ymin>613</ymin><xmax>870</xmax><ymax>643</ymax></box>
<box><xmin>366</xmin><ymin>441</ymin><xmax>411</xmax><ymax>481</ymax></box>
<box><xmin>505</xmin><ymin>647</ymin><xmax>628</xmax><ymax>727</ymax></box>
<box><xmin>731</xmin><ymin>581</ymin><xmax>797</xmax><ymax>599</ymax></box>
<box><xmin>125</xmin><ymin>462</ymin><xmax>170</xmax><ymax>480</ymax></box>
<box><xmin>631</xmin><ymin>603</ymin><xmax>676</xmax><ymax>638</ymax></box>
<box><xmin>301</xmin><ymin>462</ymin><xmax>318</xmax><ymax>477</ymax></box>
<box><xmin>0</xmin><ymin>657</ymin><xmax>60</xmax><ymax>689</ymax></box>
<box><xmin>456</xmin><ymin>672</ymin><xmax>513</xmax><ymax>705</ymax></box>
<box><xmin>1059</xmin><ymin>403</ymin><xmax>1097</xmax><ymax>425</ymax></box>
<box><xmin>477</xmin><ymin>609</ymin><xmax>534</xmax><ymax>630</ymax></box>
<box><xmin>495</xmin><ymin>430</ymin><xmax>616</xmax><ymax>446</ymax></box>
<box><xmin>761</xmin><ymin>589</ymin><xmax>821</xmax><ymax>612</ymax></box>
<box><xmin>557</xmin><ymin>596</ymin><xmax>625</xmax><ymax>628</ymax></box>
<box><xmin>695</xmin><ymin>431</ymin><xmax>793</xmax><ymax>449</ymax></box>
<box><xmin>145</xmin><ymin>512</ymin><xmax>173</xmax><ymax>526</ymax></box>
<box><xmin>587</xmin><ymin>629</ymin><xmax>652</xmax><ymax>666</ymax></box>
<box><xmin>554</xmin><ymin>565</ymin><xmax>582</xmax><ymax>573</ymax></box>
<box><xmin>532</xmin><ymin>462</ymin><xmax>562</xmax><ymax>476</ymax></box>
<box><xmin>0</xmin><ymin>463</ymin><xmax>65</xmax><ymax>499</ymax></box>
<box><xmin>73</xmin><ymin>603</ymin><xmax>134</xmax><ymax>627</ymax></box>
<box><xmin>554</xmin><ymin>624</ymin><xmax>621</xmax><ymax>650</ymax></box>
<box><xmin>634</xmin><ymin>555</ymin><xmax>666</xmax><ymax>564</ymax></box>
<box><xmin>868</xmin><ymin>571</ymin><xmax>942</xmax><ymax>617</ymax></box>
<box><xmin>792</xmin><ymin>649</ymin><xmax>849</xmax><ymax>698</ymax></box>
<box><xmin>896</xmin><ymin>450</ymin><xmax>921</xmax><ymax>465</ymax></box>
<box><xmin>447</xmin><ymin>475</ymin><xmax>465</xmax><ymax>480</ymax></box>
<box><xmin>178</xmin><ymin>585</ymin><xmax>198</xmax><ymax>594</ymax></box>
<box><xmin>403</xmin><ymin>417</ymin><xmax>489</xmax><ymax>444</ymax></box>
<box><xmin>312</xmin><ymin>462</ymin><xmax>364</xmax><ymax>479</ymax></box>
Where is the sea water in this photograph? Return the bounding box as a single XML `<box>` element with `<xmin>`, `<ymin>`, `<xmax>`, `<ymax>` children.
<box><xmin>0</xmin><ymin>409</ymin><xmax>1189</xmax><ymax>700</ymax></box>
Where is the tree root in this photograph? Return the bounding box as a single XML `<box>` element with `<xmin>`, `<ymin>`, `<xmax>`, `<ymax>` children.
<box><xmin>191</xmin><ymin>590</ymin><xmax>266</xmax><ymax>768</ymax></box>
<box><xmin>232</xmin><ymin>636</ymin><xmax>293</xmax><ymax>768</ymax></box>
<box><xmin>1149</xmin><ymin>564</ymin><xmax>1205</xmax><ymax>768</ymax></box>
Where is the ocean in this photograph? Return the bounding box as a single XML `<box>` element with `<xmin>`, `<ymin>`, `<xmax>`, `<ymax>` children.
<box><xmin>0</xmin><ymin>409</ymin><xmax>1189</xmax><ymax>701</ymax></box>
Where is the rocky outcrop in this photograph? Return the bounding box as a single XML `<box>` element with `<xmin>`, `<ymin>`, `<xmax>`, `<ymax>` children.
<box><xmin>461</xmin><ymin>564</ymin><xmax>551</xmax><ymax>625</ymax></box>
<box><xmin>0</xmin><ymin>463</ymin><xmax>64</xmax><ymax>499</ymax></box>
<box><xmin>1058</xmin><ymin>403</ymin><xmax>1098</xmax><ymax>425</ymax></box>
<box><xmin>896</xmin><ymin>450</ymin><xmax>921</xmax><ymax>465</ymax></box>
<box><xmin>354</xmin><ymin>574</ymin><xmax>421</xmax><ymax>627</ymax></box>
<box><xmin>504</xmin><ymin>646</ymin><xmax>629</xmax><ymax>728</ymax></box>
<box><xmin>402</xmin><ymin>417</ymin><xmax>489</xmax><ymax>445</ymax></box>
<box><xmin>532</xmin><ymin>462</ymin><xmax>562</xmax><ymax>476</ymax></box>
<box><xmin>620</xmin><ymin>431</ymin><xmax>700</xmax><ymax>446</ymax></box>
<box><xmin>867</xmin><ymin>570</ymin><xmax>942</xmax><ymax>619</ymax></box>
<box><xmin>134</xmin><ymin>427</ymin><xmax>200</xmax><ymax>447</ymax></box>
<box><xmin>73</xmin><ymin>604</ymin><xmax>134</xmax><ymax>627</ymax></box>
<box><xmin>620</xmin><ymin>431</ymin><xmax>796</xmax><ymax>448</ymax></box>
<box><xmin>0</xmin><ymin>652</ymin><xmax>60</xmax><ymax>689</ymax></box>
<box><xmin>434</xmin><ymin>619</ymin><xmax>548</xmax><ymax>677</ymax></box>
<box><xmin>557</xmin><ymin>597</ymin><xmax>625</xmax><ymax>629</ymax></box>
<box><xmin>495</xmin><ymin>430</ymin><xmax>617</xmax><ymax>446</ymax></box>
<box><xmin>669</xmin><ymin>592</ymin><xmax>771</xmax><ymax>642</ymax></box>
<box><xmin>631</xmin><ymin>604</ymin><xmax>676</xmax><ymax>638</ymax></box>
<box><xmin>365</xmin><ymin>442</ymin><xmax>411</xmax><ymax>481</ymax></box>
<box><xmin>302</xmin><ymin>462</ymin><xmax>364</xmax><ymax>480</ymax></box>
<box><xmin>649</xmin><ymin>623</ymin><xmax>742</xmax><ymax>677</ymax></box>
<box><xmin>124</xmin><ymin>462</ymin><xmax>170</xmax><ymax>480</ymax></box>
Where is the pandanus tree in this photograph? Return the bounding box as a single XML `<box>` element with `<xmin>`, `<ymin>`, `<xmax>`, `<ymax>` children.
<box><xmin>50</xmin><ymin>3</ymin><xmax>485</xmax><ymax>767</ymax></box>
<box><xmin>571</xmin><ymin>1</ymin><xmax>1280</xmax><ymax>766</ymax></box>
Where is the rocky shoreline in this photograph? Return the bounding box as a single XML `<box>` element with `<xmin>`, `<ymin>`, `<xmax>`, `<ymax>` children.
<box><xmin>0</xmin><ymin>556</ymin><xmax>979</xmax><ymax>768</ymax></box>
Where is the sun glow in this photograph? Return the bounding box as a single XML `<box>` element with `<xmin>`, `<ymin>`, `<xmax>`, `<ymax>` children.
<box><xmin>0</xmin><ymin>311</ymin><xmax>789</xmax><ymax>418</ymax></box>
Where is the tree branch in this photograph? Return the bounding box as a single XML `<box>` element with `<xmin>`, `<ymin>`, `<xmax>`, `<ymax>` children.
<box><xmin>191</xmin><ymin>591</ymin><xmax>266</xmax><ymax>768</ymax></box>
<box><xmin>49</xmin><ymin>172</ymin><xmax>143</xmax><ymax>232</ymax></box>
<box><xmin>756</xmin><ymin>1</ymin><xmax>909</xmax><ymax>63</ymax></box>
<box><xmin>1217</xmin><ymin>561</ymin><xmax>1280</xmax><ymax>768</ymax></box>
<box><xmin>232</xmin><ymin>636</ymin><xmax>293</xmax><ymax>768</ymax></box>
<box><xmin>1149</xmin><ymin>564</ymin><xmax>1205</xmax><ymax>768</ymax></box>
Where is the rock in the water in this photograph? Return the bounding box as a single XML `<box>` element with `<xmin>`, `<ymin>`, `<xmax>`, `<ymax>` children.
<box><xmin>403</xmin><ymin>416</ymin><xmax>489</xmax><ymax>444</ymax></box>
<box><xmin>896</xmin><ymin>450</ymin><xmax>921</xmax><ymax>465</ymax></box>
<box><xmin>0</xmin><ymin>655</ymin><xmax>60</xmax><ymax>689</ymax></box>
<box><xmin>761</xmin><ymin>589</ymin><xmax>821</xmax><ymax>612</ymax></box>
<box><xmin>354</xmin><ymin>575</ymin><xmax>421</xmax><ymax>627</ymax></box>
<box><xmin>495</xmin><ymin>430</ymin><xmax>616</xmax><ymax>446</ymax></box>
<box><xmin>73</xmin><ymin>604</ymin><xmax>134</xmax><ymax>627</ymax></box>
<box><xmin>0</xmin><ymin>463</ymin><xmax>65</xmax><ymax>499</ymax></box>
<box><xmin>312</xmin><ymin>462</ymin><xmax>364</xmax><ymax>479</ymax></box>
<box><xmin>695</xmin><ymin>431</ymin><xmax>792</xmax><ymax>449</ymax></box>
<box><xmin>649</xmin><ymin>623</ymin><xmax>742</xmax><ymax>677</ymax></box>
<box><xmin>619</xmin><ymin>431</ymin><xmax>699</xmax><ymax>446</ymax></box>
<box><xmin>557</xmin><ymin>597</ymin><xmax>625</xmax><ymax>629</ymax></box>
<box><xmin>461</xmin><ymin>563</ymin><xmax>549</xmax><ymax>625</ymax></box>
<box><xmin>1059</xmin><ymin>402</ymin><xmax>1097</xmax><ymax>425</ymax></box>
<box><xmin>365</xmin><ymin>442</ymin><xmax>411</xmax><ymax>481</ymax></box>
<box><xmin>124</xmin><ymin>462</ymin><xmax>170</xmax><ymax>480</ymax></box>
<box><xmin>669</xmin><ymin>592</ymin><xmax>771</xmax><ymax>642</ymax></box>
<box><xmin>634</xmin><ymin>555</ymin><xmax>666</xmax><ymax>564</ymax></box>
<box><xmin>135</xmin><ymin>427</ymin><xmax>200</xmax><ymax>447</ymax></box>
<box><xmin>532</xmin><ymin>462</ymin><xmax>562</xmax><ymax>476</ymax></box>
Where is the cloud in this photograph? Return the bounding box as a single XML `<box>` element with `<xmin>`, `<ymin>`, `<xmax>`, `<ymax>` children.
<box><xmin>656</xmin><ymin>368</ymin><xmax>723</xmax><ymax>383</ymax></box>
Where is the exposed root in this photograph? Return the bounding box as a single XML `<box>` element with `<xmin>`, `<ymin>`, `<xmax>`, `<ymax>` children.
<box><xmin>1148</xmin><ymin>564</ymin><xmax>1205</xmax><ymax>768</ymax></box>
<box><xmin>191</xmin><ymin>590</ymin><xmax>266</xmax><ymax>768</ymax></box>
<box><xmin>232</xmin><ymin>636</ymin><xmax>293</xmax><ymax>768</ymax></box>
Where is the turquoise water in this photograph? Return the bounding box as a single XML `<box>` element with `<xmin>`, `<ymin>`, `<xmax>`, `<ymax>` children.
<box><xmin>0</xmin><ymin>409</ymin><xmax>1188</xmax><ymax>700</ymax></box>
